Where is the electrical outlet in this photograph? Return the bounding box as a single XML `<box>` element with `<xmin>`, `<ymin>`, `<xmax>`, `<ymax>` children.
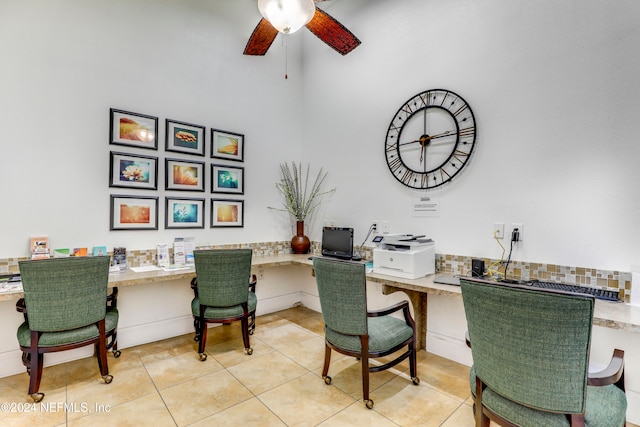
<box><xmin>382</xmin><ymin>221</ymin><xmax>390</xmax><ymax>234</ymax></box>
<box><xmin>372</xmin><ymin>220</ymin><xmax>380</xmax><ymax>232</ymax></box>
<box><xmin>493</xmin><ymin>223</ymin><xmax>504</xmax><ymax>239</ymax></box>
<box><xmin>511</xmin><ymin>223</ymin><xmax>523</xmax><ymax>242</ymax></box>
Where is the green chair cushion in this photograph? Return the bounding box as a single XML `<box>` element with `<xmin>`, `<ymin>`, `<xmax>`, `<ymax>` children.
<box><xmin>191</xmin><ymin>292</ymin><xmax>257</xmax><ymax>320</ymax></box>
<box><xmin>470</xmin><ymin>366</ymin><xmax>627</xmax><ymax>427</ymax></box>
<box><xmin>17</xmin><ymin>308</ymin><xmax>119</xmax><ymax>348</ymax></box>
<box><xmin>326</xmin><ymin>315</ymin><xmax>413</xmax><ymax>353</ymax></box>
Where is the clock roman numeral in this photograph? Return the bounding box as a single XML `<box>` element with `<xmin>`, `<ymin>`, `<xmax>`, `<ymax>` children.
<box><xmin>400</xmin><ymin>169</ymin><xmax>416</xmax><ymax>185</ymax></box>
<box><xmin>388</xmin><ymin>156</ymin><xmax>402</xmax><ymax>173</ymax></box>
<box><xmin>458</xmin><ymin>126</ymin><xmax>475</xmax><ymax>138</ymax></box>
<box><xmin>440</xmin><ymin>91</ymin><xmax>450</xmax><ymax>107</ymax></box>
<box><xmin>453</xmin><ymin>104</ymin><xmax>469</xmax><ymax>117</ymax></box>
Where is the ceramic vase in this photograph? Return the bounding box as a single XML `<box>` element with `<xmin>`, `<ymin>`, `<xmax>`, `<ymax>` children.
<box><xmin>291</xmin><ymin>221</ymin><xmax>310</xmax><ymax>254</ymax></box>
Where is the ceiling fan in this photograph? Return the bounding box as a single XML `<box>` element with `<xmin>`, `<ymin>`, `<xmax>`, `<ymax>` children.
<box><xmin>243</xmin><ymin>0</ymin><xmax>361</xmax><ymax>56</ymax></box>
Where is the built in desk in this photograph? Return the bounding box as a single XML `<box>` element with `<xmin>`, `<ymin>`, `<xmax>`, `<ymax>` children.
<box><xmin>2</xmin><ymin>253</ymin><xmax>640</xmax><ymax>350</ymax></box>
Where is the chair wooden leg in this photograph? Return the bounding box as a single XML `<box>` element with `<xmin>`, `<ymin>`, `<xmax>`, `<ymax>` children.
<box><xmin>198</xmin><ymin>319</ymin><xmax>207</xmax><ymax>359</ymax></box>
<box><xmin>409</xmin><ymin>340</ymin><xmax>420</xmax><ymax>384</ymax></box>
<box><xmin>241</xmin><ymin>316</ymin><xmax>253</xmax><ymax>355</ymax></box>
<box><xmin>361</xmin><ymin>354</ymin><xmax>373</xmax><ymax>409</ymax></box>
<box><xmin>321</xmin><ymin>343</ymin><xmax>332</xmax><ymax>384</ymax></box>
<box><xmin>27</xmin><ymin>331</ymin><xmax>44</xmax><ymax>402</ymax></box>
<box><xmin>96</xmin><ymin>321</ymin><xmax>113</xmax><ymax>384</ymax></box>
<box><xmin>475</xmin><ymin>377</ymin><xmax>490</xmax><ymax>427</ymax></box>
<box><xmin>28</xmin><ymin>350</ymin><xmax>43</xmax><ymax>401</ymax></box>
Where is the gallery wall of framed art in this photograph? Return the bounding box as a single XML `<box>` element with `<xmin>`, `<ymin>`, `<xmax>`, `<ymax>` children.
<box><xmin>108</xmin><ymin>108</ymin><xmax>245</xmax><ymax>230</ymax></box>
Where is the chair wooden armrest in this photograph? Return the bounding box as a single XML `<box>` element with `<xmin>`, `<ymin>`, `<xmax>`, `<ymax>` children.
<box><xmin>190</xmin><ymin>277</ymin><xmax>199</xmax><ymax>298</ymax></box>
<box><xmin>16</xmin><ymin>298</ymin><xmax>27</xmax><ymax>314</ymax></box>
<box><xmin>249</xmin><ymin>274</ymin><xmax>257</xmax><ymax>293</ymax></box>
<box><xmin>588</xmin><ymin>348</ymin><xmax>624</xmax><ymax>390</ymax></box>
<box><xmin>367</xmin><ymin>300</ymin><xmax>410</xmax><ymax>318</ymax></box>
<box><xmin>106</xmin><ymin>287</ymin><xmax>118</xmax><ymax>309</ymax></box>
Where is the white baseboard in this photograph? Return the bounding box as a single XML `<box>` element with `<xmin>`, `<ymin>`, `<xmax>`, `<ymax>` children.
<box><xmin>626</xmin><ymin>389</ymin><xmax>640</xmax><ymax>424</ymax></box>
<box><xmin>426</xmin><ymin>330</ymin><xmax>473</xmax><ymax>366</ymax></box>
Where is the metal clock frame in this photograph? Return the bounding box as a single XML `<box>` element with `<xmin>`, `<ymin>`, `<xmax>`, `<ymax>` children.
<box><xmin>384</xmin><ymin>89</ymin><xmax>477</xmax><ymax>189</ymax></box>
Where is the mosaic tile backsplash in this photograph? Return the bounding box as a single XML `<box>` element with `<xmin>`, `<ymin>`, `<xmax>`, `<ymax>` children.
<box><xmin>0</xmin><ymin>241</ymin><xmax>632</xmax><ymax>302</ymax></box>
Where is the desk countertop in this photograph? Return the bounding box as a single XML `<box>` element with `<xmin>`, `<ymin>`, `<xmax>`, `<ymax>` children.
<box><xmin>2</xmin><ymin>253</ymin><xmax>639</xmax><ymax>333</ymax></box>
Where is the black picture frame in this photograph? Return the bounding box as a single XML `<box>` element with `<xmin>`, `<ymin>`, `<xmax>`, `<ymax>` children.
<box><xmin>109</xmin><ymin>151</ymin><xmax>158</xmax><ymax>190</ymax></box>
<box><xmin>211</xmin><ymin>164</ymin><xmax>244</xmax><ymax>195</ymax></box>
<box><xmin>166</xmin><ymin>119</ymin><xmax>206</xmax><ymax>156</ymax></box>
<box><xmin>211</xmin><ymin>128</ymin><xmax>244</xmax><ymax>162</ymax></box>
<box><xmin>109</xmin><ymin>108</ymin><xmax>158</xmax><ymax>150</ymax></box>
<box><xmin>165</xmin><ymin>197</ymin><xmax>205</xmax><ymax>229</ymax></box>
<box><xmin>110</xmin><ymin>195</ymin><xmax>159</xmax><ymax>230</ymax></box>
<box><xmin>211</xmin><ymin>199</ymin><xmax>244</xmax><ymax>228</ymax></box>
<box><xmin>165</xmin><ymin>158</ymin><xmax>205</xmax><ymax>192</ymax></box>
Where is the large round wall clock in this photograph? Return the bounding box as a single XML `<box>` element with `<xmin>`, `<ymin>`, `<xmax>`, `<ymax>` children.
<box><xmin>384</xmin><ymin>89</ymin><xmax>477</xmax><ymax>189</ymax></box>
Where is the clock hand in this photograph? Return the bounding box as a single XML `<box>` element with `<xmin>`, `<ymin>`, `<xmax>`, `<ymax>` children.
<box><xmin>398</xmin><ymin>130</ymin><xmax>455</xmax><ymax>146</ymax></box>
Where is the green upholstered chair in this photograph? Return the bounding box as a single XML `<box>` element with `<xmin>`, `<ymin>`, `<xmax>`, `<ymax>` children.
<box><xmin>460</xmin><ymin>277</ymin><xmax>626</xmax><ymax>427</ymax></box>
<box><xmin>313</xmin><ymin>257</ymin><xmax>420</xmax><ymax>409</ymax></box>
<box><xmin>191</xmin><ymin>249</ymin><xmax>257</xmax><ymax>361</ymax></box>
<box><xmin>16</xmin><ymin>256</ymin><xmax>118</xmax><ymax>402</ymax></box>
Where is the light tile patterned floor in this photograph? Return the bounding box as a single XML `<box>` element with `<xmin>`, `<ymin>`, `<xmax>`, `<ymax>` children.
<box><xmin>0</xmin><ymin>306</ymin><xmax>635</xmax><ymax>426</ymax></box>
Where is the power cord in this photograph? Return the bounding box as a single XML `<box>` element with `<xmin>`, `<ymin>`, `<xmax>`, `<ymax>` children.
<box><xmin>354</xmin><ymin>223</ymin><xmax>376</xmax><ymax>261</ymax></box>
<box><xmin>487</xmin><ymin>230</ymin><xmax>505</xmax><ymax>279</ymax></box>
<box><xmin>503</xmin><ymin>228</ymin><xmax>520</xmax><ymax>280</ymax></box>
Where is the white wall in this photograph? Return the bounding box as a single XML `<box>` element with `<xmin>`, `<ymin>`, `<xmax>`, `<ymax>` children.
<box><xmin>1</xmin><ymin>0</ymin><xmax>639</xmax><ymax>271</ymax></box>
<box><xmin>301</xmin><ymin>0</ymin><xmax>640</xmax><ymax>272</ymax></box>
<box><xmin>0</xmin><ymin>0</ymin><xmax>305</xmax><ymax>258</ymax></box>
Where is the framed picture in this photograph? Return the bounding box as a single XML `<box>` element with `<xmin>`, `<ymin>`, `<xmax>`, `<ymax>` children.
<box><xmin>165</xmin><ymin>158</ymin><xmax>205</xmax><ymax>192</ymax></box>
<box><xmin>165</xmin><ymin>197</ymin><xmax>205</xmax><ymax>229</ymax></box>
<box><xmin>110</xmin><ymin>195</ymin><xmax>158</xmax><ymax>230</ymax></box>
<box><xmin>211</xmin><ymin>199</ymin><xmax>244</xmax><ymax>228</ymax></box>
<box><xmin>110</xmin><ymin>108</ymin><xmax>158</xmax><ymax>150</ymax></box>
<box><xmin>166</xmin><ymin>119</ymin><xmax>205</xmax><ymax>156</ymax></box>
<box><xmin>211</xmin><ymin>164</ymin><xmax>244</xmax><ymax>195</ymax></box>
<box><xmin>211</xmin><ymin>129</ymin><xmax>244</xmax><ymax>162</ymax></box>
<box><xmin>109</xmin><ymin>151</ymin><xmax>158</xmax><ymax>190</ymax></box>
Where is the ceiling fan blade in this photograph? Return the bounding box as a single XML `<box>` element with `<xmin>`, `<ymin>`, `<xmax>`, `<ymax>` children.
<box><xmin>305</xmin><ymin>7</ymin><xmax>361</xmax><ymax>55</ymax></box>
<box><xmin>243</xmin><ymin>18</ymin><xmax>279</xmax><ymax>56</ymax></box>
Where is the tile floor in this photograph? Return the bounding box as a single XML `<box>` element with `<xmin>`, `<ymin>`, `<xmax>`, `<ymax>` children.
<box><xmin>0</xmin><ymin>306</ymin><xmax>635</xmax><ymax>427</ymax></box>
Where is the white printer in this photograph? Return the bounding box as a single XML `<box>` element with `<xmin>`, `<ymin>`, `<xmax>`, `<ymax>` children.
<box><xmin>372</xmin><ymin>234</ymin><xmax>435</xmax><ymax>279</ymax></box>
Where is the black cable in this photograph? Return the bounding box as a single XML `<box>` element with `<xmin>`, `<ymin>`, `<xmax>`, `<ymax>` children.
<box><xmin>354</xmin><ymin>224</ymin><xmax>375</xmax><ymax>260</ymax></box>
<box><xmin>503</xmin><ymin>228</ymin><xmax>519</xmax><ymax>280</ymax></box>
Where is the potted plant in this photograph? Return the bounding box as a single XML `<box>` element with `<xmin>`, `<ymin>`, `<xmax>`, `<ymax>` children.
<box><xmin>270</xmin><ymin>162</ymin><xmax>335</xmax><ymax>253</ymax></box>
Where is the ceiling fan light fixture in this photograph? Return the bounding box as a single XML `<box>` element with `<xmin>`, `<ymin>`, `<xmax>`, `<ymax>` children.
<box><xmin>258</xmin><ymin>0</ymin><xmax>316</xmax><ymax>34</ymax></box>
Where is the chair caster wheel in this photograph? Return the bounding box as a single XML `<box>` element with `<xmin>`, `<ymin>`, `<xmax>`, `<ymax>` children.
<box><xmin>249</xmin><ymin>329</ymin><xmax>254</xmax><ymax>335</ymax></box>
<box><xmin>245</xmin><ymin>348</ymin><xmax>253</xmax><ymax>355</ymax></box>
<box><xmin>102</xmin><ymin>374</ymin><xmax>113</xmax><ymax>384</ymax></box>
<box><xmin>113</xmin><ymin>350</ymin><xmax>122</xmax><ymax>358</ymax></box>
<box><xmin>365</xmin><ymin>399</ymin><xmax>374</xmax><ymax>409</ymax></box>
<box><xmin>194</xmin><ymin>336</ymin><xmax>200</xmax><ymax>342</ymax></box>
<box><xmin>412</xmin><ymin>376</ymin><xmax>420</xmax><ymax>385</ymax></box>
<box><xmin>31</xmin><ymin>392</ymin><xmax>44</xmax><ymax>403</ymax></box>
<box><xmin>199</xmin><ymin>353</ymin><xmax>207</xmax><ymax>361</ymax></box>
<box><xmin>323</xmin><ymin>376</ymin><xmax>332</xmax><ymax>385</ymax></box>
